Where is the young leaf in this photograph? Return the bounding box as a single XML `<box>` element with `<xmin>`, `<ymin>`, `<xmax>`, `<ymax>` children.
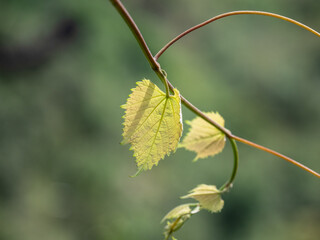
<box><xmin>181</xmin><ymin>184</ymin><xmax>224</xmax><ymax>213</ymax></box>
<box><xmin>122</xmin><ymin>79</ymin><xmax>182</xmax><ymax>172</ymax></box>
<box><xmin>180</xmin><ymin>112</ymin><xmax>225</xmax><ymax>161</ymax></box>
<box><xmin>161</xmin><ymin>204</ymin><xmax>192</xmax><ymax>223</ymax></box>
<box><xmin>164</xmin><ymin>218</ymin><xmax>187</xmax><ymax>240</ymax></box>
<box><xmin>162</xmin><ymin>203</ymin><xmax>200</xmax><ymax>239</ymax></box>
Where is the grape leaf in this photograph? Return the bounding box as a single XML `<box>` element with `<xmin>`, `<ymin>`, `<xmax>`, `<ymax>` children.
<box><xmin>179</xmin><ymin>112</ymin><xmax>225</xmax><ymax>161</ymax></box>
<box><xmin>122</xmin><ymin>79</ymin><xmax>182</xmax><ymax>172</ymax></box>
<box><xmin>181</xmin><ymin>184</ymin><xmax>224</xmax><ymax>213</ymax></box>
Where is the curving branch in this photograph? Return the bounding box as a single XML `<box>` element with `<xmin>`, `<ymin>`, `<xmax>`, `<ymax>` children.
<box><xmin>232</xmin><ymin>135</ymin><xmax>320</xmax><ymax>178</ymax></box>
<box><xmin>155</xmin><ymin>10</ymin><xmax>320</xmax><ymax>60</ymax></box>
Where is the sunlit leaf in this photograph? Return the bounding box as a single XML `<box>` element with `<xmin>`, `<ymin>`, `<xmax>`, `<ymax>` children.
<box><xmin>181</xmin><ymin>184</ymin><xmax>224</xmax><ymax>212</ymax></box>
<box><xmin>180</xmin><ymin>112</ymin><xmax>225</xmax><ymax>161</ymax></box>
<box><xmin>122</xmin><ymin>79</ymin><xmax>182</xmax><ymax>172</ymax></box>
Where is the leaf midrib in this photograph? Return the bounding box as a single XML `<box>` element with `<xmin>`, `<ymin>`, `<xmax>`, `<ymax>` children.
<box><xmin>143</xmin><ymin>96</ymin><xmax>169</xmax><ymax>169</ymax></box>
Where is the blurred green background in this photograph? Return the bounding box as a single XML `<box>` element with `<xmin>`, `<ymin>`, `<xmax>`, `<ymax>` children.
<box><xmin>0</xmin><ymin>0</ymin><xmax>319</xmax><ymax>239</ymax></box>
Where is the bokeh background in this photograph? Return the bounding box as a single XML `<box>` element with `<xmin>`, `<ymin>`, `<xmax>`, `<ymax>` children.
<box><xmin>0</xmin><ymin>0</ymin><xmax>319</xmax><ymax>239</ymax></box>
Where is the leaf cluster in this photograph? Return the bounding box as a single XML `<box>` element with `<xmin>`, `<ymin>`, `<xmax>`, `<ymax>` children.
<box><xmin>122</xmin><ymin>79</ymin><xmax>228</xmax><ymax>239</ymax></box>
<box><xmin>122</xmin><ymin>80</ymin><xmax>226</xmax><ymax>173</ymax></box>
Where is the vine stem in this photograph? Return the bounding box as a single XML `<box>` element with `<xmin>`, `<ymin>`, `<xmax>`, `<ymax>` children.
<box><xmin>110</xmin><ymin>0</ymin><xmax>320</xmax><ymax>178</ymax></box>
<box><xmin>110</xmin><ymin>0</ymin><xmax>170</xmax><ymax>96</ymax></box>
<box><xmin>155</xmin><ymin>10</ymin><xmax>320</xmax><ymax>60</ymax></box>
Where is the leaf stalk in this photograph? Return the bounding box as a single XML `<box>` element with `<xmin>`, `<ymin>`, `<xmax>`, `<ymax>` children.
<box><xmin>220</xmin><ymin>138</ymin><xmax>239</xmax><ymax>191</ymax></box>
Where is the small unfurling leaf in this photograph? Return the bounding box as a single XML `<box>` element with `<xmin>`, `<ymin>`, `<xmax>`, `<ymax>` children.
<box><xmin>181</xmin><ymin>184</ymin><xmax>224</xmax><ymax>213</ymax></box>
<box><xmin>164</xmin><ymin>218</ymin><xmax>186</xmax><ymax>240</ymax></box>
<box><xmin>162</xmin><ymin>203</ymin><xmax>200</xmax><ymax>239</ymax></box>
<box><xmin>122</xmin><ymin>79</ymin><xmax>182</xmax><ymax>173</ymax></box>
<box><xmin>161</xmin><ymin>204</ymin><xmax>192</xmax><ymax>223</ymax></box>
<box><xmin>180</xmin><ymin>112</ymin><xmax>225</xmax><ymax>161</ymax></box>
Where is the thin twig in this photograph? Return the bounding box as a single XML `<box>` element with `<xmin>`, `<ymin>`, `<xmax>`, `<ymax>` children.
<box><xmin>110</xmin><ymin>0</ymin><xmax>170</xmax><ymax>96</ymax></box>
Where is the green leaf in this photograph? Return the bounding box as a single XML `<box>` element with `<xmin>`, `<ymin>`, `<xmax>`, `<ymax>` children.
<box><xmin>122</xmin><ymin>79</ymin><xmax>182</xmax><ymax>172</ymax></box>
<box><xmin>181</xmin><ymin>184</ymin><xmax>224</xmax><ymax>213</ymax></box>
<box><xmin>179</xmin><ymin>112</ymin><xmax>225</xmax><ymax>161</ymax></box>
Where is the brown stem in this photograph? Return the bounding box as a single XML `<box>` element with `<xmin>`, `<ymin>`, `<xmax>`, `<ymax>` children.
<box><xmin>232</xmin><ymin>135</ymin><xmax>320</xmax><ymax>178</ymax></box>
<box><xmin>110</xmin><ymin>0</ymin><xmax>170</xmax><ymax>96</ymax></box>
<box><xmin>110</xmin><ymin>0</ymin><xmax>157</xmax><ymax>69</ymax></box>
